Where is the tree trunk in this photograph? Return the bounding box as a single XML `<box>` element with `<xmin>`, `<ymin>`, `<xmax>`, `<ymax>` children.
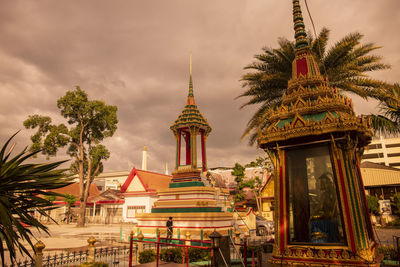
<box><xmin>77</xmin><ymin>200</ymin><xmax>87</xmax><ymax>227</ymax></box>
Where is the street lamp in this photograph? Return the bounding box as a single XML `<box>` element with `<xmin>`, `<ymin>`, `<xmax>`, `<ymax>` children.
<box><xmin>209</xmin><ymin>229</ymin><xmax>222</xmax><ymax>249</ymax></box>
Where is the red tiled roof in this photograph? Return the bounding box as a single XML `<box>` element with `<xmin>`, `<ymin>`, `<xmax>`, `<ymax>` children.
<box><xmin>51</xmin><ymin>182</ymin><xmax>100</xmax><ymax>200</ymax></box>
<box><xmin>121</xmin><ymin>168</ymin><xmax>172</xmax><ymax>193</ymax></box>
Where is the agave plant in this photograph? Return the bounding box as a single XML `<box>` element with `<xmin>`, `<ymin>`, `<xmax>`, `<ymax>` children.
<box><xmin>0</xmin><ymin>133</ymin><xmax>71</xmax><ymax>266</ymax></box>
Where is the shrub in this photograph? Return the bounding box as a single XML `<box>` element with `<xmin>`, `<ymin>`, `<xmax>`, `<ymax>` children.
<box><xmin>78</xmin><ymin>263</ymin><xmax>108</xmax><ymax>267</ymax></box>
<box><xmin>366</xmin><ymin>195</ymin><xmax>379</xmax><ymax>215</ymax></box>
<box><xmin>160</xmin><ymin>247</ymin><xmax>183</xmax><ymax>263</ymax></box>
<box><xmin>188</xmin><ymin>247</ymin><xmax>211</xmax><ymax>262</ymax></box>
<box><xmin>393</xmin><ymin>193</ymin><xmax>400</xmax><ymax>216</ymax></box>
<box><xmin>377</xmin><ymin>245</ymin><xmax>397</xmax><ymax>260</ymax></box>
<box><xmin>388</xmin><ymin>218</ymin><xmax>400</xmax><ymax>227</ymax></box>
<box><xmin>139</xmin><ymin>249</ymin><xmax>156</xmax><ymax>264</ymax></box>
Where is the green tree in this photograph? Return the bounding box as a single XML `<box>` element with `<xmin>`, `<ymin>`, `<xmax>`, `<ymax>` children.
<box><xmin>63</xmin><ymin>193</ymin><xmax>77</xmax><ymax>224</ymax></box>
<box><xmin>24</xmin><ymin>86</ymin><xmax>118</xmax><ymax>227</ymax></box>
<box><xmin>245</xmin><ymin>156</ymin><xmax>273</xmax><ymax>213</ymax></box>
<box><xmin>370</xmin><ymin>83</ymin><xmax>400</xmax><ymax>135</ymax></box>
<box><xmin>231</xmin><ymin>163</ymin><xmax>246</xmax><ymax>203</ymax></box>
<box><xmin>392</xmin><ymin>193</ymin><xmax>400</xmax><ymax>216</ymax></box>
<box><xmin>366</xmin><ymin>195</ymin><xmax>379</xmax><ymax>216</ymax></box>
<box><xmin>239</xmin><ymin>28</ymin><xmax>391</xmax><ymax>145</ymax></box>
<box><xmin>0</xmin><ymin>133</ymin><xmax>71</xmax><ymax>266</ymax></box>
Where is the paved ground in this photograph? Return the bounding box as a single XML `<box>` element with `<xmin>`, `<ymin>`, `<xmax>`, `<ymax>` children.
<box><xmin>29</xmin><ymin>223</ymin><xmax>128</xmax><ymax>250</ymax></box>
<box><xmin>7</xmin><ymin>224</ymin><xmax>400</xmax><ymax>264</ymax></box>
<box><xmin>23</xmin><ymin>224</ymin><xmax>400</xmax><ymax>250</ymax></box>
<box><xmin>375</xmin><ymin>228</ymin><xmax>400</xmax><ymax>246</ymax></box>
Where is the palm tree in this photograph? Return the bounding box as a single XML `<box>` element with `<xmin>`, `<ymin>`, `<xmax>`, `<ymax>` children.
<box><xmin>370</xmin><ymin>83</ymin><xmax>400</xmax><ymax>135</ymax></box>
<box><xmin>0</xmin><ymin>133</ymin><xmax>71</xmax><ymax>266</ymax></box>
<box><xmin>239</xmin><ymin>27</ymin><xmax>391</xmax><ymax>145</ymax></box>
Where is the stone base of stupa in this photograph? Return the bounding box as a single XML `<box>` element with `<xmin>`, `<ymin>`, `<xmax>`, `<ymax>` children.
<box><xmin>135</xmin><ymin>168</ymin><xmax>235</xmax><ymax>243</ymax></box>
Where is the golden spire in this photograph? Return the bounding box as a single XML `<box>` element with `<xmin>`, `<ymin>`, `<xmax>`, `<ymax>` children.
<box><xmin>189</xmin><ymin>53</ymin><xmax>194</xmax><ymax>98</ymax></box>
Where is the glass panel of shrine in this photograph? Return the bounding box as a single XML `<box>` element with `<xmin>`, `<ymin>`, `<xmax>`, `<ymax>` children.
<box><xmin>286</xmin><ymin>144</ymin><xmax>346</xmax><ymax>244</ymax></box>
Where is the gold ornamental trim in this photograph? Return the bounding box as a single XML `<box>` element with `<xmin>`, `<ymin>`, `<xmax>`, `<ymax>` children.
<box><xmin>258</xmin><ymin>114</ymin><xmax>372</xmax><ymax>146</ymax></box>
<box><xmin>287</xmin><ymin>72</ymin><xmax>325</xmax><ymax>92</ymax></box>
<box><xmin>284</xmin><ymin>84</ymin><xmax>332</xmax><ymax>105</ymax></box>
<box><xmin>268</xmin><ymin>96</ymin><xmax>353</xmax><ymax>122</ymax></box>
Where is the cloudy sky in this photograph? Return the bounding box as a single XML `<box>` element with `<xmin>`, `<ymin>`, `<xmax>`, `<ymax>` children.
<box><xmin>1</xmin><ymin>0</ymin><xmax>399</xmax><ymax>174</ymax></box>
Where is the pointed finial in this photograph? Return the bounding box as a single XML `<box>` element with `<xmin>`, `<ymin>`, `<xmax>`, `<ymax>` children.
<box><xmin>190</xmin><ymin>53</ymin><xmax>192</xmax><ymax>76</ymax></box>
<box><xmin>292</xmin><ymin>0</ymin><xmax>309</xmax><ymax>51</ymax></box>
<box><xmin>189</xmin><ymin>53</ymin><xmax>194</xmax><ymax>98</ymax></box>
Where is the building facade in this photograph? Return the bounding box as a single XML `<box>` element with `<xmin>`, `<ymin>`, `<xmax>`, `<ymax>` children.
<box><xmin>362</xmin><ymin>136</ymin><xmax>400</xmax><ymax>168</ymax></box>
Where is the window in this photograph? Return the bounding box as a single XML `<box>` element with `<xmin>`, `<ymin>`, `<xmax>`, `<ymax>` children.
<box><xmin>287</xmin><ymin>144</ymin><xmax>345</xmax><ymax>244</ymax></box>
<box><xmin>367</xmin><ymin>144</ymin><xmax>382</xmax><ymax>150</ymax></box>
<box><xmin>127</xmin><ymin>206</ymin><xmax>146</xmax><ymax>218</ymax></box>
<box><xmin>362</xmin><ymin>153</ymin><xmax>384</xmax><ymax>159</ymax></box>
<box><xmin>385</xmin><ymin>143</ymin><xmax>400</xmax><ymax>148</ymax></box>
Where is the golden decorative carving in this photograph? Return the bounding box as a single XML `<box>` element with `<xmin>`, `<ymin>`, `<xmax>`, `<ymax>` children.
<box><xmin>284</xmin><ymin>248</ymin><xmax>292</xmax><ymax>257</ymax></box>
<box><xmin>330</xmin><ymin>249</ymin><xmax>337</xmax><ymax>258</ymax></box>
<box><xmin>304</xmin><ymin>248</ymin><xmax>313</xmax><ymax>258</ymax></box>
<box><xmin>317</xmin><ymin>249</ymin><xmax>325</xmax><ymax>258</ymax></box>
<box><xmin>295</xmin><ymin>248</ymin><xmax>303</xmax><ymax>257</ymax></box>
<box><xmin>342</xmin><ymin>250</ymin><xmax>350</xmax><ymax>260</ymax></box>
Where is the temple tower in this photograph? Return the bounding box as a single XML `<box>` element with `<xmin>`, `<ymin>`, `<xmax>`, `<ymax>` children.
<box><xmin>135</xmin><ymin>56</ymin><xmax>232</xmax><ymax>242</ymax></box>
<box><xmin>258</xmin><ymin>1</ymin><xmax>381</xmax><ymax>265</ymax></box>
<box><xmin>170</xmin><ymin>55</ymin><xmax>211</xmax><ymax>174</ymax></box>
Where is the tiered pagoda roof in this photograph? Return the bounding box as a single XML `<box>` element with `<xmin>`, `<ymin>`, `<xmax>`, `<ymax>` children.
<box><xmin>170</xmin><ymin>59</ymin><xmax>212</xmax><ymax>135</ymax></box>
<box><xmin>258</xmin><ymin>0</ymin><xmax>372</xmax><ymax>149</ymax></box>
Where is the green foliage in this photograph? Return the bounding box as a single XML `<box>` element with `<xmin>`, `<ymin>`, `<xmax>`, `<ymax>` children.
<box><xmin>388</xmin><ymin>218</ymin><xmax>400</xmax><ymax>227</ymax></box>
<box><xmin>160</xmin><ymin>247</ymin><xmax>183</xmax><ymax>263</ymax></box>
<box><xmin>139</xmin><ymin>249</ymin><xmax>156</xmax><ymax>264</ymax></box>
<box><xmin>188</xmin><ymin>247</ymin><xmax>211</xmax><ymax>262</ymax></box>
<box><xmin>370</xmin><ymin>83</ymin><xmax>400</xmax><ymax>135</ymax></box>
<box><xmin>77</xmin><ymin>263</ymin><xmax>108</xmax><ymax>267</ymax></box>
<box><xmin>23</xmin><ymin>86</ymin><xmax>118</xmax><ymax>227</ymax></box>
<box><xmin>366</xmin><ymin>195</ymin><xmax>379</xmax><ymax>215</ymax></box>
<box><xmin>64</xmin><ymin>193</ymin><xmax>77</xmax><ymax>208</ymax></box>
<box><xmin>232</xmin><ymin>163</ymin><xmax>245</xmax><ymax>184</ymax></box>
<box><xmin>239</xmin><ymin>27</ymin><xmax>392</xmax><ymax>145</ymax></box>
<box><xmin>377</xmin><ymin>245</ymin><xmax>398</xmax><ymax>260</ymax></box>
<box><xmin>392</xmin><ymin>192</ymin><xmax>400</xmax><ymax>216</ymax></box>
<box><xmin>44</xmin><ymin>195</ymin><xmax>57</xmax><ymax>202</ymax></box>
<box><xmin>232</xmin><ymin>163</ymin><xmax>246</xmax><ymax>203</ymax></box>
<box><xmin>0</xmin><ymin>133</ymin><xmax>72</xmax><ymax>266</ymax></box>
<box><xmin>139</xmin><ymin>247</ymin><xmax>210</xmax><ymax>264</ymax></box>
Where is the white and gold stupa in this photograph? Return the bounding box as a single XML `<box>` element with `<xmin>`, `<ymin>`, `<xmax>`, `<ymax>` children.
<box><xmin>136</xmin><ymin>56</ymin><xmax>233</xmax><ymax>242</ymax></box>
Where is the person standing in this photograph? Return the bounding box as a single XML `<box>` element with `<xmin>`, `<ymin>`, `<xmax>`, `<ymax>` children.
<box><xmin>166</xmin><ymin>217</ymin><xmax>173</xmax><ymax>242</ymax></box>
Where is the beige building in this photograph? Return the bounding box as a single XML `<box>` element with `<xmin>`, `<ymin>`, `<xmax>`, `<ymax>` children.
<box><xmin>362</xmin><ymin>136</ymin><xmax>400</xmax><ymax>168</ymax></box>
<box><xmin>360</xmin><ymin>161</ymin><xmax>400</xmax><ymax>199</ymax></box>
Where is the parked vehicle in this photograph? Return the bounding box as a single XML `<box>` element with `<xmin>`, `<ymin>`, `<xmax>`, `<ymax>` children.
<box><xmin>256</xmin><ymin>215</ymin><xmax>274</xmax><ymax>236</ymax></box>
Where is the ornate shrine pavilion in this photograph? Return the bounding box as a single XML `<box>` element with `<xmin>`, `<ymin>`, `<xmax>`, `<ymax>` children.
<box><xmin>257</xmin><ymin>0</ymin><xmax>381</xmax><ymax>266</ymax></box>
<box><xmin>135</xmin><ymin>56</ymin><xmax>232</xmax><ymax>241</ymax></box>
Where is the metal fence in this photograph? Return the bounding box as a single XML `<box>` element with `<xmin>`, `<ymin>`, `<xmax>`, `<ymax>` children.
<box><xmin>5</xmin><ymin>246</ymin><xmax>133</xmax><ymax>267</ymax></box>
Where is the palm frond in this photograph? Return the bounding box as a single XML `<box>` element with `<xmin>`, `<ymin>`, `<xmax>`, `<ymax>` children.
<box><xmin>0</xmin><ymin>133</ymin><xmax>72</xmax><ymax>266</ymax></box>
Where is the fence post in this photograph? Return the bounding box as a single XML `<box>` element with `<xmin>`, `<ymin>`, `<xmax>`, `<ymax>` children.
<box><xmin>137</xmin><ymin>231</ymin><xmax>144</xmax><ymax>254</ymax></box>
<box><xmin>87</xmin><ymin>236</ymin><xmax>96</xmax><ymax>263</ymax></box>
<box><xmin>156</xmin><ymin>234</ymin><xmax>160</xmax><ymax>267</ymax></box>
<box><xmin>243</xmin><ymin>236</ymin><xmax>248</xmax><ymax>267</ymax></box>
<box><xmin>34</xmin><ymin>240</ymin><xmax>45</xmax><ymax>267</ymax></box>
<box><xmin>185</xmin><ymin>232</ymin><xmax>191</xmax><ymax>246</ymax></box>
<box><xmin>129</xmin><ymin>230</ymin><xmax>134</xmax><ymax>267</ymax></box>
<box><xmin>235</xmin><ymin>230</ymin><xmax>241</xmax><ymax>245</ymax></box>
